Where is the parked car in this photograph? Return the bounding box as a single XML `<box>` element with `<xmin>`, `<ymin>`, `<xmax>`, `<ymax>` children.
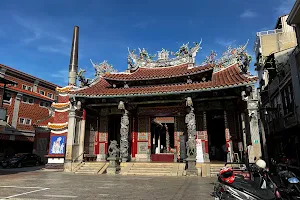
<box><xmin>1</xmin><ymin>153</ymin><xmax>42</xmax><ymax>168</ymax></box>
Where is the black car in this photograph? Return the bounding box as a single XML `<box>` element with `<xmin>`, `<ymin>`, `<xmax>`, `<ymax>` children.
<box><xmin>1</xmin><ymin>153</ymin><xmax>42</xmax><ymax>168</ymax></box>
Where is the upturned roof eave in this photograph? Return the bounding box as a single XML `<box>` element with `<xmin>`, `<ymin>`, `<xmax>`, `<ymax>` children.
<box><xmin>72</xmin><ymin>80</ymin><xmax>257</xmax><ymax>99</ymax></box>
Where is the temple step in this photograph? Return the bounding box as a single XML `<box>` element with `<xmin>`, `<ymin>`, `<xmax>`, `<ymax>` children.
<box><xmin>121</xmin><ymin>163</ymin><xmax>184</xmax><ymax>176</ymax></box>
<box><xmin>74</xmin><ymin>162</ymin><xmax>108</xmax><ymax>174</ymax></box>
<box><xmin>209</xmin><ymin>164</ymin><xmax>224</xmax><ymax>177</ymax></box>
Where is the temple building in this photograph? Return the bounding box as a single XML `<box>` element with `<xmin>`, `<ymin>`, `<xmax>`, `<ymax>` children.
<box><xmin>44</xmin><ymin>26</ymin><xmax>261</xmax><ymax>173</ymax></box>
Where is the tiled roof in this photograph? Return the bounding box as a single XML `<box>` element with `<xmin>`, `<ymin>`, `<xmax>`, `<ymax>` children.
<box><xmin>103</xmin><ymin>64</ymin><xmax>213</xmax><ymax>81</ymax></box>
<box><xmin>71</xmin><ymin>64</ymin><xmax>258</xmax><ymax>97</ymax></box>
<box><xmin>0</xmin><ymin>64</ymin><xmax>60</xmax><ymax>88</ymax></box>
<box><xmin>34</xmin><ymin>116</ymin><xmax>54</xmax><ymax>127</ymax></box>
<box><xmin>0</xmin><ymin>84</ymin><xmax>53</xmax><ymax>101</ymax></box>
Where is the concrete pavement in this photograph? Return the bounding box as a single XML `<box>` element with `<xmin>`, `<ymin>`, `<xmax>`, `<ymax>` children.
<box><xmin>0</xmin><ymin>168</ymin><xmax>216</xmax><ymax>199</ymax></box>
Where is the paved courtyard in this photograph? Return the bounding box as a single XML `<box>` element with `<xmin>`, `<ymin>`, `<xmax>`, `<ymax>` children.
<box><xmin>0</xmin><ymin>167</ymin><xmax>216</xmax><ymax>200</ymax></box>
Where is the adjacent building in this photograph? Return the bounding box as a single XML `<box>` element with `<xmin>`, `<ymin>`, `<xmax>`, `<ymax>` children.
<box><xmin>286</xmin><ymin>0</ymin><xmax>300</xmax><ymax>166</ymax></box>
<box><xmin>254</xmin><ymin>13</ymin><xmax>300</xmax><ymax>165</ymax></box>
<box><xmin>0</xmin><ymin>64</ymin><xmax>58</xmax><ymax>162</ymax></box>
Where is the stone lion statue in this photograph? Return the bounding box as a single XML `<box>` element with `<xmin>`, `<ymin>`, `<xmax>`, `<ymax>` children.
<box><xmin>108</xmin><ymin>140</ymin><xmax>120</xmax><ymax>158</ymax></box>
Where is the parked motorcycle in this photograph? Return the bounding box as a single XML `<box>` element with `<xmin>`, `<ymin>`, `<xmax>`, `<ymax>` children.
<box><xmin>212</xmin><ymin>159</ymin><xmax>279</xmax><ymax>200</ymax></box>
<box><xmin>271</xmin><ymin>158</ymin><xmax>300</xmax><ymax>200</ymax></box>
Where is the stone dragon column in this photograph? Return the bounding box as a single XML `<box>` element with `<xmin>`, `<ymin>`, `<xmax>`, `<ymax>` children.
<box><xmin>185</xmin><ymin>97</ymin><xmax>198</xmax><ymax>175</ymax></box>
<box><xmin>118</xmin><ymin>101</ymin><xmax>129</xmax><ymax>162</ymax></box>
<box><xmin>165</xmin><ymin>124</ymin><xmax>170</xmax><ymax>152</ymax></box>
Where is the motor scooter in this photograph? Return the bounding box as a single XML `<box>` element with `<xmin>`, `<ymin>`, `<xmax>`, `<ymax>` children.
<box><xmin>271</xmin><ymin>158</ymin><xmax>300</xmax><ymax>200</ymax></box>
<box><xmin>212</xmin><ymin>159</ymin><xmax>279</xmax><ymax>200</ymax></box>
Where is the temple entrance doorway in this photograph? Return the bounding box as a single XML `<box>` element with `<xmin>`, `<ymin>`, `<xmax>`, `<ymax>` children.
<box><xmin>108</xmin><ymin>115</ymin><xmax>121</xmax><ymax>145</ymax></box>
<box><xmin>207</xmin><ymin>111</ymin><xmax>226</xmax><ymax>161</ymax></box>
<box><xmin>150</xmin><ymin>117</ymin><xmax>175</xmax><ymax>162</ymax></box>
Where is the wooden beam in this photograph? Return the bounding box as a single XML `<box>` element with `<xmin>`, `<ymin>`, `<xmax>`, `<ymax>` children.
<box><xmin>194</xmin><ymin>96</ymin><xmax>238</xmax><ymax>101</ymax></box>
<box><xmin>85</xmin><ymin>95</ymin><xmax>239</xmax><ymax>107</ymax></box>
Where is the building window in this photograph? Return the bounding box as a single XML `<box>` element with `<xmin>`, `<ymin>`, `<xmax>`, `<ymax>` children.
<box><xmin>39</xmin><ymin>90</ymin><xmax>45</xmax><ymax>95</ymax></box>
<box><xmin>22</xmin><ymin>96</ymin><xmax>34</xmax><ymax>104</ymax></box>
<box><xmin>25</xmin><ymin>118</ymin><xmax>31</xmax><ymax>125</ymax></box>
<box><xmin>40</xmin><ymin>101</ymin><xmax>50</xmax><ymax>108</ymax></box>
<box><xmin>3</xmin><ymin>92</ymin><xmax>12</xmax><ymax>104</ymax></box>
<box><xmin>47</xmin><ymin>93</ymin><xmax>53</xmax><ymax>99</ymax></box>
<box><xmin>55</xmin><ymin>95</ymin><xmax>58</xmax><ymax>102</ymax></box>
<box><xmin>281</xmin><ymin>83</ymin><xmax>294</xmax><ymax>115</ymax></box>
<box><xmin>5</xmin><ymin>115</ymin><xmax>9</xmax><ymax>123</ymax></box>
<box><xmin>22</xmin><ymin>85</ymin><xmax>33</xmax><ymax>92</ymax></box>
<box><xmin>19</xmin><ymin>117</ymin><xmax>32</xmax><ymax>125</ymax></box>
<box><xmin>19</xmin><ymin>118</ymin><xmax>24</xmax><ymax>124</ymax></box>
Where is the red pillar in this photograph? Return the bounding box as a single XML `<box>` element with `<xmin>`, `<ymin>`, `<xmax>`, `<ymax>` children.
<box><xmin>131</xmin><ymin>116</ymin><xmax>138</xmax><ymax>158</ymax></box>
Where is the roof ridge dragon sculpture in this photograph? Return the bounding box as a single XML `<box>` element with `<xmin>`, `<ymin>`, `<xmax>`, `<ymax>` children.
<box><xmin>201</xmin><ymin>40</ymin><xmax>252</xmax><ymax>73</ymax></box>
<box><xmin>127</xmin><ymin>40</ymin><xmax>202</xmax><ymax>70</ymax></box>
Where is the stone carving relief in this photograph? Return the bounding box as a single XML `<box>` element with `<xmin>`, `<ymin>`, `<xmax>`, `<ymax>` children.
<box><xmin>118</xmin><ymin>101</ymin><xmax>129</xmax><ymax>161</ymax></box>
<box><xmin>185</xmin><ymin>97</ymin><xmax>197</xmax><ymax>159</ymax></box>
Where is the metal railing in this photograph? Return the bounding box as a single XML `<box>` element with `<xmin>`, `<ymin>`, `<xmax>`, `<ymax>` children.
<box><xmin>256</xmin><ymin>29</ymin><xmax>283</xmax><ymax>36</ymax></box>
<box><xmin>71</xmin><ymin>151</ymin><xmax>85</xmax><ymax>172</ymax></box>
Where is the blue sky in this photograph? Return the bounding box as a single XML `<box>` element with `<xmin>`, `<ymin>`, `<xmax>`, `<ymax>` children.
<box><xmin>0</xmin><ymin>0</ymin><xmax>296</xmax><ymax>86</ymax></box>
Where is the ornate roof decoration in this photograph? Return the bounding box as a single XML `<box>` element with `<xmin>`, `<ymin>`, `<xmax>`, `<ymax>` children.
<box><xmin>90</xmin><ymin>60</ymin><xmax>118</xmax><ymax>77</ymax></box>
<box><xmin>52</xmin><ymin>102</ymin><xmax>70</xmax><ymax>109</ymax></box>
<box><xmin>127</xmin><ymin>40</ymin><xmax>202</xmax><ymax>70</ymax></box>
<box><xmin>201</xmin><ymin>40</ymin><xmax>251</xmax><ymax>73</ymax></box>
<box><xmin>56</xmin><ymin>85</ymin><xmax>73</xmax><ymax>93</ymax></box>
<box><xmin>77</xmin><ymin>69</ymin><xmax>91</xmax><ymax>87</ymax></box>
<box><xmin>202</xmin><ymin>50</ymin><xmax>217</xmax><ymax>65</ymax></box>
<box><xmin>48</xmin><ymin>122</ymin><xmax>68</xmax><ymax>130</ymax></box>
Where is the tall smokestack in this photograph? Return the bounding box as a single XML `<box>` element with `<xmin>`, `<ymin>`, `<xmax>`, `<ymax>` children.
<box><xmin>68</xmin><ymin>26</ymin><xmax>79</xmax><ymax>86</ymax></box>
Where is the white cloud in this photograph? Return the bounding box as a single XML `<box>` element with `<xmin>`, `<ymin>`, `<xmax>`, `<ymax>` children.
<box><xmin>12</xmin><ymin>14</ymin><xmax>69</xmax><ymax>45</ymax></box>
<box><xmin>38</xmin><ymin>46</ymin><xmax>69</xmax><ymax>56</ymax></box>
<box><xmin>51</xmin><ymin>70</ymin><xmax>68</xmax><ymax>84</ymax></box>
<box><xmin>240</xmin><ymin>10</ymin><xmax>257</xmax><ymax>18</ymax></box>
<box><xmin>275</xmin><ymin>0</ymin><xmax>296</xmax><ymax>15</ymax></box>
<box><xmin>215</xmin><ymin>39</ymin><xmax>237</xmax><ymax>47</ymax></box>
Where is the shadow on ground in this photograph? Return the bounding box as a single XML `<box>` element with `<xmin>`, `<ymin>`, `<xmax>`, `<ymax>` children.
<box><xmin>0</xmin><ymin>165</ymin><xmax>45</xmax><ymax>175</ymax></box>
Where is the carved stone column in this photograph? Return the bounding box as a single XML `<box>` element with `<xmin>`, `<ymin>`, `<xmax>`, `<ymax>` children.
<box><xmin>64</xmin><ymin>108</ymin><xmax>76</xmax><ymax>172</ymax></box>
<box><xmin>165</xmin><ymin>124</ymin><xmax>170</xmax><ymax>152</ymax></box>
<box><xmin>78</xmin><ymin>109</ymin><xmax>86</xmax><ymax>161</ymax></box>
<box><xmin>243</xmin><ymin>87</ymin><xmax>262</xmax><ymax>163</ymax></box>
<box><xmin>247</xmin><ymin>99</ymin><xmax>262</xmax><ymax>162</ymax></box>
<box><xmin>118</xmin><ymin>101</ymin><xmax>129</xmax><ymax>162</ymax></box>
<box><xmin>185</xmin><ymin>97</ymin><xmax>198</xmax><ymax>175</ymax></box>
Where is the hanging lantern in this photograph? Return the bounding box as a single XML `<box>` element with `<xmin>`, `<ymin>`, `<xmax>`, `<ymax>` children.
<box><xmin>186</xmin><ymin>97</ymin><xmax>193</xmax><ymax>107</ymax></box>
<box><xmin>118</xmin><ymin>101</ymin><xmax>125</xmax><ymax>110</ymax></box>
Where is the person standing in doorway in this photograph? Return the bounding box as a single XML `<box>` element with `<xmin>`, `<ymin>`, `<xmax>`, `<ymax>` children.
<box><xmin>222</xmin><ymin>143</ymin><xmax>228</xmax><ymax>162</ymax></box>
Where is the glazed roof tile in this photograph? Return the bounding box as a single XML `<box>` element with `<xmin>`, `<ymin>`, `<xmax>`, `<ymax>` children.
<box><xmin>71</xmin><ymin>64</ymin><xmax>258</xmax><ymax>97</ymax></box>
<box><xmin>103</xmin><ymin>64</ymin><xmax>213</xmax><ymax>81</ymax></box>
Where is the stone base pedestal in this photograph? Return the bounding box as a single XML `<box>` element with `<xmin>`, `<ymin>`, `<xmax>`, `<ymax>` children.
<box><xmin>107</xmin><ymin>157</ymin><xmax>121</xmax><ymax>175</ymax></box>
<box><xmin>64</xmin><ymin>161</ymin><xmax>72</xmax><ymax>172</ymax></box>
<box><xmin>135</xmin><ymin>154</ymin><xmax>150</xmax><ymax>162</ymax></box>
<box><xmin>185</xmin><ymin>157</ymin><xmax>198</xmax><ymax>176</ymax></box>
<box><xmin>97</xmin><ymin>154</ymin><xmax>107</xmax><ymax>161</ymax></box>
